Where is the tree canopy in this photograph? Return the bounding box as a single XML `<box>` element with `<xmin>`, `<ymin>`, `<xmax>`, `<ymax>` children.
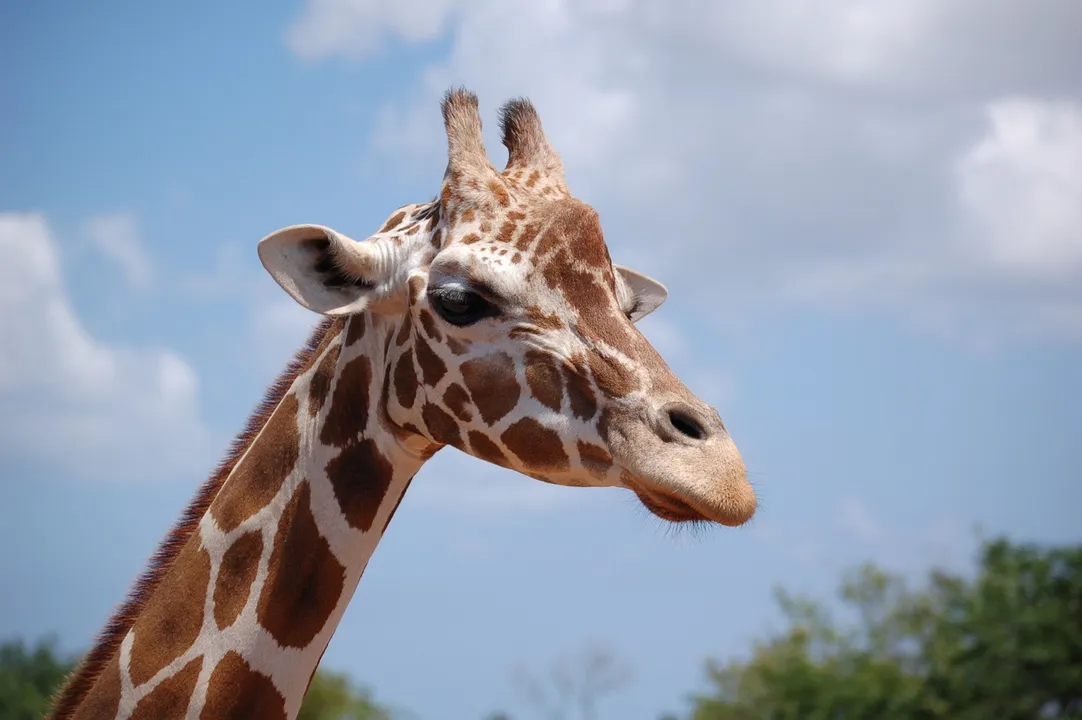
<box><xmin>681</xmin><ymin>537</ymin><xmax>1082</xmax><ymax>720</ymax></box>
<box><xmin>0</xmin><ymin>639</ymin><xmax>392</xmax><ymax>720</ymax></box>
<box><xmin>3</xmin><ymin>536</ymin><xmax>1079</xmax><ymax>719</ymax></box>
<box><xmin>297</xmin><ymin>668</ymin><xmax>394</xmax><ymax>720</ymax></box>
<box><xmin>0</xmin><ymin>638</ymin><xmax>74</xmax><ymax>720</ymax></box>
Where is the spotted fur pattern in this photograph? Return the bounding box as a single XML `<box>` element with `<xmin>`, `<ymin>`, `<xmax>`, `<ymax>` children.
<box><xmin>52</xmin><ymin>88</ymin><xmax>754</xmax><ymax>720</ymax></box>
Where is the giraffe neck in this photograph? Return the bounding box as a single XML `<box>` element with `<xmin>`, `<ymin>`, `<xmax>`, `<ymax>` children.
<box><xmin>54</xmin><ymin>315</ymin><xmax>435</xmax><ymax>720</ymax></box>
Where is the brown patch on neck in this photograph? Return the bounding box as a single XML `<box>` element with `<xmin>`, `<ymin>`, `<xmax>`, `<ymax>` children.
<box><xmin>128</xmin><ymin>539</ymin><xmax>211</xmax><ymax>686</ymax></box>
<box><xmin>49</xmin><ymin>318</ymin><xmax>344</xmax><ymax>720</ymax></box>
<box><xmin>393</xmin><ymin>348</ymin><xmax>419</xmax><ymax>409</ymax></box>
<box><xmin>324</xmin><ymin>439</ymin><xmax>395</xmax><ymax>531</ymax></box>
<box><xmin>210</xmin><ymin>392</ymin><xmax>302</xmax><ymax>532</ymax></box>
<box><xmin>308</xmin><ymin>343</ymin><xmax>341</xmax><ymax>417</ymax></box>
<box><xmin>201</xmin><ymin>651</ymin><xmax>287</xmax><ymax>719</ymax></box>
<box><xmin>67</xmin><ymin>654</ymin><xmax>120</xmax><ymax>720</ymax></box>
<box><xmin>414</xmin><ymin>336</ymin><xmax>447</xmax><ymax>385</ymax></box>
<box><xmin>129</xmin><ymin>656</ymin><xmax>203</xmax><ymax>720</ymax></box>
<box><xmin>257</xmin><ymin>482</ymin><xmax>346</xmax><ymax>648</ymax></box>
<box><xmin>213</xmin><ymin>531</ymin><xmax>263</xmax><ymax>630</ymax></box>
<box><xmin>344</xmin><ymin>314</ymin><xmax>367</xmax><ymax>346</ymax></box>
<box><xmin>320</xmin><ymin>355</ymin><xmax>372</xmax><ymax>448</ymax></box>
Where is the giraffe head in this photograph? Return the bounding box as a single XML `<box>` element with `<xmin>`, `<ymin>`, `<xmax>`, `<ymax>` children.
<box><xmin>259</xmin><ymin>89</ymin><xmax>755</xmax><ymax>527</ymax></box>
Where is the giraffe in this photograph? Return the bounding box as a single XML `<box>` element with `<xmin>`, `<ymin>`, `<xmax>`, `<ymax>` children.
<box><xmin>50</xmin><ymin>88</ymin><xmax>756</xmax><ymax>719</ymax></box>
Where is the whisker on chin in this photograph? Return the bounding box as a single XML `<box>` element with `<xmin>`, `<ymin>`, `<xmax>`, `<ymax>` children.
<box><xmin>742</xmin><ymin>468</ymin><xmax>768</xmax><ymax>519</ymax></box>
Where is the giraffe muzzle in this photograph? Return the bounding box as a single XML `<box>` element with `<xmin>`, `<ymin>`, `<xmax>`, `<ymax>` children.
<box><xmin>609</xmin><ymin>400</ymin><xmax>757</xmax><ymax>527</ymax></box>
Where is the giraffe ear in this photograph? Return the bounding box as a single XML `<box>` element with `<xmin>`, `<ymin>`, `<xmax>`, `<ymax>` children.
<box><xmin>614</xmin><ymin>265</ymin><xmax>668</xmax><ymax>322</ymax></box>
<box><xmin>258</xmin><ymin>224</ymin><xmax>389</xmax><ymax>316</ymax></box>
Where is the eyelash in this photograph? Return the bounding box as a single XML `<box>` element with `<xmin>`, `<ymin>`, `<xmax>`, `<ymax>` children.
<box><xmin>427</xmin><ymin>286</ymin><xmax>500</xmax><ymax>327</ymax></box>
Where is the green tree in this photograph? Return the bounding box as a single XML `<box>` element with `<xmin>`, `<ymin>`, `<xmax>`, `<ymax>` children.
<box><xmin>680</xmin><ymin>537</ymin><xmax>1082</xmax><ymax>719</ymax></box>
<box><xmin>0</xmin><ymin>635</ymin><xmax>393</xmax><ymax>720</ymax></box>
<box><xmin>298</xmin><ymin>668</ymin><xmax>395</xmax><ymax>720</ymax></box>
<box><xmin>0</xmin><ymin>637</ymin><xmax>76</xmax><ymax>720</ymax></box>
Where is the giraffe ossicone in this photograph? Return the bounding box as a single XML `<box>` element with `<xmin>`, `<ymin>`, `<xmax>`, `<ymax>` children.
<box><xmin>50</xmin><ymin>88</ymin><xmax>756</xmax><ymax>720</ymax></box>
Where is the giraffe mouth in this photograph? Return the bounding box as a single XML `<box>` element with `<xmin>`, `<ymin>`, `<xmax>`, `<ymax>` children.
<box><xmin>622</xmin><ymin>469</ymin><xmax>756</xmax><ymax>527</ymax></box>
<box><xmin>608</xmin><ymin>406</ymin><xmax>756</xmax><ymax>527</ymax></box>
<box><xmin>629</xmin><ymin>485</ymin><xmax>707</xmax><ymax>524</ymax></box>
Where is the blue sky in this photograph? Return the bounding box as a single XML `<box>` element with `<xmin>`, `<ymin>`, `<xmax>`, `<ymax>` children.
<box><xmin>2</xmin><ymin>2</ymin><xmax>1081</xmax><ymax>718</ymax></box>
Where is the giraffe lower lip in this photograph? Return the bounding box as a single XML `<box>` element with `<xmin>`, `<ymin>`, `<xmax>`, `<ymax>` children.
<box><xmin>628</xmin><ymin>485</ymin><xmax>705</xmax><ymax>523</ymax></box>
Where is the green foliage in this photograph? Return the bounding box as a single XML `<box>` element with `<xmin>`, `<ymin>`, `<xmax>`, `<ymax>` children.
<box><xmin>0</xmin><ymin>636</ymin><xmax>392</xmax><ymax>720</ymax></box>
<box><xmin>296</xmin><ymin>667</ymin><xmax>394</xmax><ymax>720</ymax></box>
<box><xmin>683</xmin><ymin>537</ymin><xmax>1082</xmax><ymax>720</ymax></box>
<box><xmin>5</xmin><ymin>536</ymin><xmax>1079</xmax><ymax>720</ymax></box>
<box><xmin>0</xmin><ymin>637</ymin><xmax>75</xmax><ymax>720</ymax></box>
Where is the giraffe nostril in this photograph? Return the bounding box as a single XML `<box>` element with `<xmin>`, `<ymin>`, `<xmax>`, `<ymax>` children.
<box><xmin>667</xmin><ymin>408</ymin><xmax>707</xmax><ymax>441</ymax></box>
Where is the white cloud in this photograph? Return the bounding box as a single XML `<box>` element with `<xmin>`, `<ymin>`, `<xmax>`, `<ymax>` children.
<box><xmin>286</xmin><ymin>0</ymin><xmax>461</xmax><ymax>60</ymax></box>
<box><xmin>0</xmin><ymin>213</ymin><xmax>209</xmax><ymax>482</ymax></box>
<box><xmin>682</xmin><ymin>1</ymin><xmax>1082</xmax><ymax>97</ymax></box>
<box><xmin>955</xmin><ymin>98</ymin><xmax>1082</xmax><ymax>278</ymax></box>
<box><xmin>83</xmin><ymin>212</ymin><xmax>154</xmax><ymax>290</ymax></box>
<box><xmin>289</xmin><ymin>0</ymin><xmax>1082</xmax><ymax>95</ymax></box>
<box><xmin>287</xmin><ymin>0</ymin><xmax>1082</xmax><ymax>339</ymax></box>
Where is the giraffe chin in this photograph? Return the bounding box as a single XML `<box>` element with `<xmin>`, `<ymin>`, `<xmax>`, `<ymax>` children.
<box><xmin>631</xmin><ymin>487</ymin><xmax>708</xmax><ymax>524</ymax></box>
<box><xmin>620</xmin><ymin>457</ymin><xmax>758</xmax><ymax>528</ymax></box>
<box><xmin>631</xmin><ymin>482</ymin><xmax>757</xmax><ymax>527</ymax></box>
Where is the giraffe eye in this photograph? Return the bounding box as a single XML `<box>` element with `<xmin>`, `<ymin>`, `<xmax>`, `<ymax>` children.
<box><xmin>428</xmin><ymin>286</ymin><xmax>499</xmax><ymax>327</ymax></box>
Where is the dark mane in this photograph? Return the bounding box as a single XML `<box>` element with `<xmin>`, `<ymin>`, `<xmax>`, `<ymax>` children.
<box><xmin>49</xmin><ymin>317</ymin><xmax>344</xmax><ymax>718</ymax></box>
